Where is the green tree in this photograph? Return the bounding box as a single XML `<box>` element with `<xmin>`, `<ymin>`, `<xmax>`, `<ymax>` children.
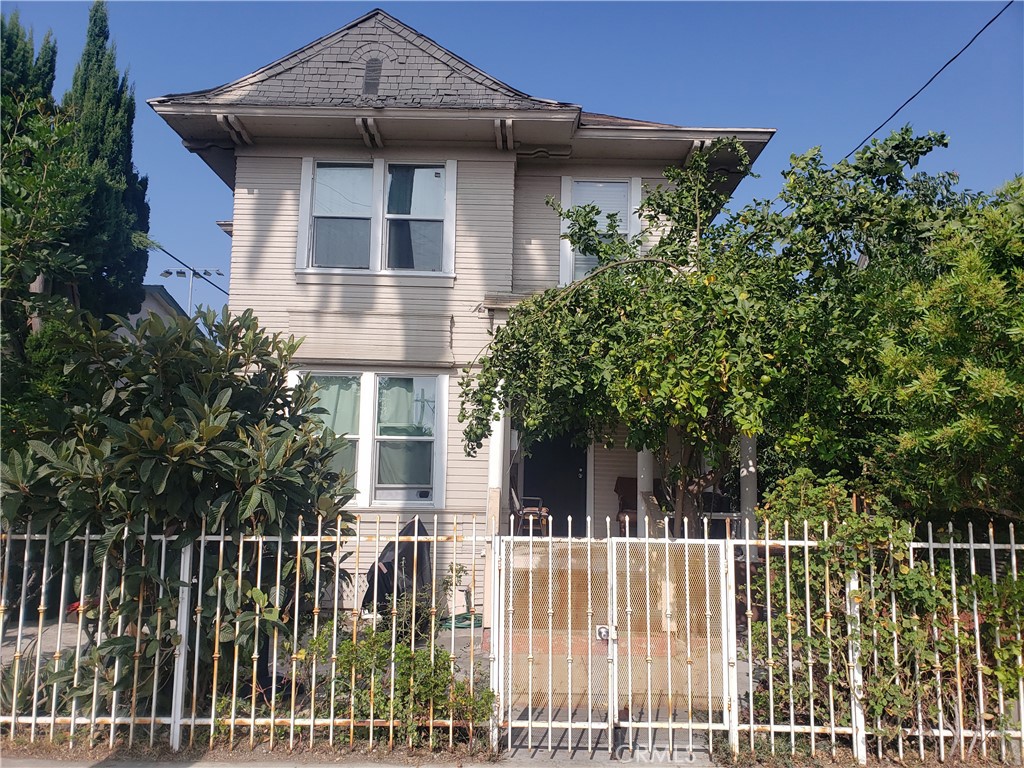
<box><xmin>1</xmin><ymin>11</ymin><xmax>57</xmax><ymax>103</ymax></box>
<box><xmin>460</xmin><ymin>140</ymin><xmax>780</xmax><ymax>533</ymax></box>
<box><xmin>460</xmin><ymin>130</ymin><xmax>1007</xmax><ymax>528</ymax></box>
<box><xmin>853</xmin><ymin>178</ymin><xmax>1024</xmax><ymax>519</ymax></box>
<box><xmin>1</xmin><ymin>14</ymin><xmax>89</xmax><ymax>450</ymax></box>
<box><xmin>62</xmin><ymin>0</ymin><xmax>149</xmax><ymax>319</ymax></box>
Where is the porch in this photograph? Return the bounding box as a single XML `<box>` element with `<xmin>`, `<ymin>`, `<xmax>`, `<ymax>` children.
<box><xmin>492</xmin><ymin>427</ymin><xmax>759</xmax><ymax>540</ymax></box>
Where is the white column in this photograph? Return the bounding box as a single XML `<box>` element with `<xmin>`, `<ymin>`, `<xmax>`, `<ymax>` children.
<box><xmin>739</xmin><ymin>434</ymin><xmax>758</xmax><ymax>536</ymax></box>
<box><xmin>637</xmin><ymin>449</ymin><xmax>654</xmax><ymax>538</ymax></box>
<box><xmin>486</xmin><ymin>411</ymin><xmax>508</xmax><ymax>534</ymax></box>
<box><xmin>483</xmin><ymin>396</ymin><xmax>508</xmax><ymax>638</ymax></box>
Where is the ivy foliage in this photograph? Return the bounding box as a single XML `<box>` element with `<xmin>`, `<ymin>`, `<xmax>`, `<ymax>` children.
<box><xmin>2</xmin><ymin>308</ymin><xmax>353</xmax><ymax>540</ymax></box>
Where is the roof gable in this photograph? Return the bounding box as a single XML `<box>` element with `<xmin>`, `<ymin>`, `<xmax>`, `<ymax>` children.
<box><xmin>157</xmin><ymin>9</ymin><xmax>571</xmax><ymax>111</ymax></box>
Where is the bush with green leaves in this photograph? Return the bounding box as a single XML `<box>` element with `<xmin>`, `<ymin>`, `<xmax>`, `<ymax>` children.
<box><xmin>1</xmin><ymin>308</ymin><xmax>354</xmax><ymax>740</ymax></box>
<box><xmin>745</xmin><ymin>470</ymin><xmax>1024</xmax><ymax>757</ymax></box>
<box><xmin>3</xmin><ymin>308</ymin><xmax>352</xmax><ymax>538</ymax></box>
<box><xmin>304</xmin><ymin>620</ymin><xmax>494</xmax><ymax>747</ymax></box>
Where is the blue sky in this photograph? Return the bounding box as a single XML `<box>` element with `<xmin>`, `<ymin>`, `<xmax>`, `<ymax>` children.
<box><xmin>7</xmin><ymin>1</ymin><xmax>1023</xmax><ymax>315</ymax></box>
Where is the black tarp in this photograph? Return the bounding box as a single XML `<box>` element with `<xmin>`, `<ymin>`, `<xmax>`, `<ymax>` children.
<box><xmin>361</xmin><ymin>518</ymin><xmax>432</xmax><ymax>611</ymax></box>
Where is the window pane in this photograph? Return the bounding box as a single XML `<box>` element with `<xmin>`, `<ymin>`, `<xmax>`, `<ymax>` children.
<box><xmin>377</xmin><ymin>376</ymin><xmax>436</xmax><ymax>436</ymax></box>
<box><xmin>386</xmin><ymin>220</ymin><xmax>443</xmax><ymax>271</ymax></box>
<box><xmin>376</xmin><ymin>441</ymin><xmax>432</xmax><ymax>486</ymax></box>
<box><xmin>573</xmin><ymin>180</ymin><xmax>628</xmax><ymax>231</ymax></box>
<box><xmin>386</xmin><ymin>165</ymin><xmax>445</xmax><ymax>218</ymax></box>
<box><xmin>314</xmin><ymin>164</ymin><xmax>373</xmax><ymax>217</ymax></box>
<box><xmin>311</xmin><ymin>375</ymin><xmax>361</xmax><ymax>435</ymax></box>
<box><xmin>331</xmin><ymin>439</ymin><xmax>358</xmax><ymax>484</ymax></box>
<box><xmin>574</xmin><ymin>253</ymin><xmax>598</xmax><ymax>281</ymax></box>
<box><xmin>312</xmin><ymin>217</ymin><xmax>371</xmax><ymax>268</ymax></box>
<box><xmin>311</xmin><ymin>375</ymin><xmax>360</xmax><ymax>485</ymax></box>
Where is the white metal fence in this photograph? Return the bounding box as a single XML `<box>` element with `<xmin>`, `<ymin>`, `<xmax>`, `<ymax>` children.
<box><xmin>0</xmin><ymin>514</ymin><xmax>490</xmax><ymax>753</ymax></box>
<box><xmin>2</xmin><ymin>512</ymin><xmax>1023</xmax><ymax>764</ymax></box>
<box><xmin>492</xmin><ymin>516</ymin><xmax>1024</xmax><ymax>764</ymax></box>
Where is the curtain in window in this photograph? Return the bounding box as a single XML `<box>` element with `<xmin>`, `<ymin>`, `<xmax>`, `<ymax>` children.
<box><xmin>377</xmin><ymin>377</ymin><xmax>434</xmax><ymax>437</ymax></box>
<box><xmin>315</xmin><ymin>376</ymin><xmax>360</xmax><ymax>435</ymax></box>
<box><xmin>377</xmin><ymin>442</ymin><xmax>432</xmax><ymax>486</ymax></box>
<box><xmin>387</xmin><ymin>167</ymin><xmax>416</xmax><ymax>268</ymax></box>
<box><xmin>375</xmin><ymin>376</ymin><xmax>435</xmax><ymax>492</ymax></box>
<box><xmin>312</xmin><ymin>375</ymin><xmax>360</xmax><ymax>479</ymax></box>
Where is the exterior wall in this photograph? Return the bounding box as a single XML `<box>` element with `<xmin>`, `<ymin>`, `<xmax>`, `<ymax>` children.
<box><xmin>228</xmin><ymin>147</ymin><xmax>515</xmax><ymax>518</ymax></box>
<box><xmin>511</xmin><ymin>173</ymin><xmax>560</xmax><ymax>293</ymax></box>
<box><xmin>228</xmin><ymin>146</ymin><xmax>673</xmax><ymax>528</ymax></box>
<box><xmin>511</xmin><ymin>161</ymin><xmax>673</xmax><ymax>293</ymax></box>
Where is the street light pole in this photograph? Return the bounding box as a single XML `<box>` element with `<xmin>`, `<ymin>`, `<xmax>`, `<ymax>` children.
<box><xmin>160</xmin><ymin>267</ymin><xmax>225</xmax><ymax>315</ymax></box>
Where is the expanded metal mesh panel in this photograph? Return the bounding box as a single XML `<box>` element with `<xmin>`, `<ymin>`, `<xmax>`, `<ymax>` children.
<box><xmin>502</xmin><ymin>539</ymin><xmax>611</xmax><ymax>723</ymax></box>
<box><xmin>614</xmin><ymin>540</ymin><xmax>726</xmax><ymax>726</ymax></box>
<box><xmin>500</xmin><ymin>537</ymin><xmax>727</xmax><ymax>732</ymax></box>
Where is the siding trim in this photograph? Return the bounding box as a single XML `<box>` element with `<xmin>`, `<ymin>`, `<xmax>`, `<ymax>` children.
<box><xmin>558</xmin><ymin>175</ymin><xmax>572</xmax><ymax>286</ymax></box>
<box><xmin>295</xmin><ymin>157</ymin><xmax>314</xmax><ymax>269</ymax></box>
<box><xmin>444</xmin><ymin>159</ymin><xmax>458</xmax><ymax>273</ymax></box>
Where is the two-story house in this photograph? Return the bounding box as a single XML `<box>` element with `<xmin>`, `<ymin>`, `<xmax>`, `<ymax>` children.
<box><xmin>149</xmin><ymin>9</ymin><xmax>773</xmax><ymax>549</ymax></box>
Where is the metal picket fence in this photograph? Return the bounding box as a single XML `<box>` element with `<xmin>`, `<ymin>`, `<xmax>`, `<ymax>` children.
<box><xmin>491</xmin><ymin>516</ymin><xmax>1024</xmax><ymax>764</ymax></box>
<box><xmin>3</xmin><ymin>512</ymin><xmax>1023</xmax><ymax>764</ymax></box>
<box><xmin>0</xmin><ymin>514</ymin><xmax>490</xmax><ymax>753</ymax></box>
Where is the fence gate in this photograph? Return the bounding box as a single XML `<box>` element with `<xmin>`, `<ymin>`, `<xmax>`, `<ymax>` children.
<box><xmin>493</xmin><ymin>533</ymin><xmax>738</xmax><ymax>757</ymax></box>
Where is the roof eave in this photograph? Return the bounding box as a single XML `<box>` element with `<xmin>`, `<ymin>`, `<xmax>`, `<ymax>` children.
<box><xmin>574</xmin><ymin>125</ymin><xmax>776</xmax><ymax>142</ymax></box>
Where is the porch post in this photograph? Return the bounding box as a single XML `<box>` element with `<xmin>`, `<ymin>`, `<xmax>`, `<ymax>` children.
<box><xmin>486</xmin><ymin>385</ymin><xmax>508</xmax><ymax>535</ymax></box>
<box><xmin>637</xmin><ymin>449</ymin><xmax>654</xmax><ymax>538</ymax></box>
<box><xmin>739</xmin><ymin>435</ymin><xmax>758</xmax><ymax>536</ymax></box>
<box><xmin>484</xmin><ymin>386</ymin><xmax>508</xmax><ymax>637</ymax></box>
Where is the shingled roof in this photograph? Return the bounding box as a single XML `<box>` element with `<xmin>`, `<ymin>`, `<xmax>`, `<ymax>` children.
<box><xmin>153</xmin><ymin>8</ymin><xmax>575</xmax><ymax>111</ymax></box>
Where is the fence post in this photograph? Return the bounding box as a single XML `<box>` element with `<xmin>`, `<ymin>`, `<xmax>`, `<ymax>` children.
<box><xmin>846</xmin><ymin>570</ymin><xmax>867</xmax><ymax>765</ymax></box>
<box><xmin>724</xmin><ymin>525</ymin><xmax>740</xmax><ymax>757</ymax></box>
<box><xmin>489</xmin><ymin>531</ymin><xmax>502</xmax><ymax>750</ymax></box>
<box><xmin>169</xmin><ymin>542</ymin><xmax>193</xmax><ymax>751</ymax></box>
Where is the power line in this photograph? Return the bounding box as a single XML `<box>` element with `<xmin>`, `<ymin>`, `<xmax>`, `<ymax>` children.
<box><xmin>153</xmin><ymin>246</ymin><xmax>229</xmax><ymax>296</ymax></box>
<box><xmin>844</xmin><ymin>0</ymin><xmax>1015</xmax><ymax>160</ymax></box>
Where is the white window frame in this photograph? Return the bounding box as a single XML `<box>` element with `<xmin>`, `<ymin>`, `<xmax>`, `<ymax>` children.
<box><xmin>297</xmin><ymin>369</ymin><xmax>448</xmax><ymax>510</ymax></box>
<box><xmin>297</xmin><ymin>158</ymin><xmax>457</xmax><ymax>277</ymax></box>
<box><xmin>559</xmin><ymin>176</ymin><xmax>642</xmax><ymax>287</ymax></box>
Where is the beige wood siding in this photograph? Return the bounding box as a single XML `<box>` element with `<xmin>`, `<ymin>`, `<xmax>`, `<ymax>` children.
<box><xmin>230</xmin><ymin>154</ymin><xmax>513</xmax><ymax>368</ymax></box>
<box><xmin>591</xmin><ymin>426</ymin><xmax>664</xmax><ymax>537</ymax></box>
<box><xmin>512</xmin><ymin>173</ymin><xmax>561</xmax><ymax>293</ymax></box>
<box><xmin>509</xmin><ymin>162</ymin><xmax>675</xmax><ymax>296</ymax></box>
<box><xmin>229</xmin><ymin>153</ymin><xmax>511</xmax><ymax>519</ymax></box>
<box><xmin>230</xmin><ymin>156</ymin><xmax>303</xmax><ymax>333</ymax></box>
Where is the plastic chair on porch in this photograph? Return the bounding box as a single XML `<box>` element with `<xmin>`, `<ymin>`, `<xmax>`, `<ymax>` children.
<box><xmin>510</xmin><ymin>487</ymin><xmax>550</xmax><ymax>536</ymax></box>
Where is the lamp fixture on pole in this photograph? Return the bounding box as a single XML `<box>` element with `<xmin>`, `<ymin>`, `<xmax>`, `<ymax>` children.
<box><xmin>160</xmin><ymin>267</ymin><xmax>225</xmax><ymax>315</ymax></box>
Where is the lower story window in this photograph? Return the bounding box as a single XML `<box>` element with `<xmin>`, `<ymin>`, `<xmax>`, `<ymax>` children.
<box><xmin>310</xmin><ymin>374</ymin><xmax>360</xmax><ymax>481</ymax></box>
<box><xmin>309</xmin><ymin>371</ymin><xmax>445</xmax><ymax>506</ymax></box>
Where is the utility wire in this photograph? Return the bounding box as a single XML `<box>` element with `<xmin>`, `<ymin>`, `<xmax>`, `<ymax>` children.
<box><xmin>153</xmin><ymin>245</ymin><xmax>229</xmax><ymax>296</ymax></box>
<box><xmin>844</xmin><ymin>0</ymin><xmax>1015</xmax><ymax>159</ymax></box>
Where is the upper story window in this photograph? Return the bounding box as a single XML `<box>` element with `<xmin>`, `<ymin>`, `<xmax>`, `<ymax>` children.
<box><xmin>559</xmin><ymin>176</ymin><xmax>642</xmax><ymax>286</ymax></box>
<box><xmin>313</xmin><ymin>164</ymin><xmax>373</xmax><ymax>268</ymax></box>
<box><xmin>297</xmin><ymin>158</ymin><xmax>457</xmax><ymax>276</ymax></box>
<box><xmin>385</xmin><ymin>165</ymin><xmax>446</xmax><ymax>271</ymax></box>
